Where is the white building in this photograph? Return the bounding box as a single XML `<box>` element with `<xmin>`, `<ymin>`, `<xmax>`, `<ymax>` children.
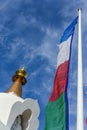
<box><xmin>0</xmin><ymin>68</ymin><xmax>40</xmax><ymax>130</ymax></box>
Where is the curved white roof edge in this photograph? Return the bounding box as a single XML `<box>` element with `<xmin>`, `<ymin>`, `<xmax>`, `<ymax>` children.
<box><xmin>0</xmin><ymin>93</ymin><xmax>40</xmax><ymax>130</ymax></box>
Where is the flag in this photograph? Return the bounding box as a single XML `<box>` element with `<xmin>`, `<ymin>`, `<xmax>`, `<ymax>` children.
<box><xmin>86</xmin><ymin>118</ymin><xmax>87</xmax><ymax>125</ymax></box>
<box><xmin>44</xmin><ymin>17</ymin><xmax>78</xmax><ymax>130</ymax></box>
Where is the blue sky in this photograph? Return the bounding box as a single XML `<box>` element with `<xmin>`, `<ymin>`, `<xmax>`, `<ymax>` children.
<box><xmin>0</xmin><ymin>0</ymin><xmax>87</xmax><ymax>130</ymax></box>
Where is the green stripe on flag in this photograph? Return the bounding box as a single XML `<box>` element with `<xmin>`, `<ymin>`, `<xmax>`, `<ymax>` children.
<box><xmin>44</xmin><ymin>93</ymin><xmax>66</xmax><ymax>130</ymax></box>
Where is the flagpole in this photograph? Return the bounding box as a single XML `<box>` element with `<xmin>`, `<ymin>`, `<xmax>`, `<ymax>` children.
<box><xmin>77</xmin><ymin>8</ymin><xmax>84</xmax><ymax>130</ymax></box>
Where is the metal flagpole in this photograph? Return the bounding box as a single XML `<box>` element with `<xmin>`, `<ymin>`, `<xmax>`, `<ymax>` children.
<box><xmin>77</xmin><ymin>8</ymin><xmax>84</xmax><ymax>130</ymax></box>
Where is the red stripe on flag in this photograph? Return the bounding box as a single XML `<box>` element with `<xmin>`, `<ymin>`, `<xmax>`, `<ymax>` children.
<box><xmin>49</xmin><ymin>61</ymin><xmax>69</xmax><ymax>101</ymax></box>
<box><xmin>86</xmin><ymin>118</ymin><xmax>87</xmax><ymax>125</ymax></box>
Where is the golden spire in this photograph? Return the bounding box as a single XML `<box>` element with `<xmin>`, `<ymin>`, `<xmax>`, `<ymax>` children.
<box><xmin>16</xmin><ymin>67</ymin><xmax>27</xmax><ymax>77</ymax></box>
<box><xmin>7</xmin><ymin>68</ymin><xmax>28</xmax><ymax>97</ymax></box>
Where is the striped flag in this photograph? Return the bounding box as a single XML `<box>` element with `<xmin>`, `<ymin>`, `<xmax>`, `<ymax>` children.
<box><xmin>44</xmin><ymin>17</ymin><xmax>78</xmax><ymax>130</ymax></box>
<box><xmin>86</xmin><ymin>118</ymin><xmax>87</xmax><ymax>125</ymax></box>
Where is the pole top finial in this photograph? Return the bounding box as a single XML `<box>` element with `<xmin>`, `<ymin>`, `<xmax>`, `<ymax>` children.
<box><xmin>78</xmin><ymin>8</ymin><xmax>82</xmax><ymax>11</ymax></box>
<box><xmin>16</xmin><ymin>67</ymin><xmax>28</xmax><ymax>78</ymax></box>
<box><xmin>6</xmin><ymin>67</ymin><xmax>28</xmax><ymax>96</ymax></box>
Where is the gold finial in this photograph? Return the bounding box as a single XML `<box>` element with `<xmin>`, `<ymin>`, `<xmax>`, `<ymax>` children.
<box><xmin>12</xmin><ymin>67</ymin><xmax>28</xmax><ymax>85</ymax></box>
<box><xmin>7</xmin><ymin>67</ymin><xmax>28</xmax><ymax>97</ymax></box>
<box><xmin>16</xmin><ymin>67</ymin><xmax>28</xmax><ymax>77</ymax></box>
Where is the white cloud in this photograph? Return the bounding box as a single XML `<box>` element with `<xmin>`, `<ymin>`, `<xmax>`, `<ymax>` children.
<box><xmin>70</xmin><ymin>125</ymin><xmax>76</xmax><ymax>130</ymax></box>
<box><xmin>24</xmin><ymin>88</ymin><xmax>41</xmax><ymax>96</ymax></box>
<box><xmin>42</xmin><ymin>81</ymin><xmax>53</xmax><ymax>93</ymax></box>
<box><xmin>83</xmin><ymin>68</ymin><xmax>87</xmax><ymax>85</ymax></box>
<box><xmin>8</xmin><ymin>27</ymin><xmax>60</xmax><ymax>69</ymax></box>
<box><xmin>29</xmin><ymin>67</ymin><xmax>43</xmax><ymax>80</ymax></box>
<box><xmin>0</xmin><ymin>0</ymin><xmax>11</xmax><ymax>10</ymax></box>
<box><xmin>38</xmin><ymin>27</ymin><xmax>59</xmax><ymax>66</ymax></box>
<box><xmin>45</xmin><ymin>66</ymin><xmax>54</xmax><ymax>73</ymax></box>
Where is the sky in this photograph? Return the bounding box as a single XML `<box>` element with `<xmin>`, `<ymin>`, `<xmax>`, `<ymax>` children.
<box><xmin>0</xmin><ymin>0</ymin><xmax>87</xmax><ymax>130</ymax></box>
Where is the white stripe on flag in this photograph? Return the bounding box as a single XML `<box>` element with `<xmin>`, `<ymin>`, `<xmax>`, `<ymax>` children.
<box><xmin>57</xmin><ymin>36</ymin><xmax>72</xmax><ymax>67</ymax></box>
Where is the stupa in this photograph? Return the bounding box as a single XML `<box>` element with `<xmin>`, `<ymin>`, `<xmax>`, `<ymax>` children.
<box><xmin>0</xmin><ymin>68</ymin><xmax>40</xmax><ymax>130</ymax></box>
